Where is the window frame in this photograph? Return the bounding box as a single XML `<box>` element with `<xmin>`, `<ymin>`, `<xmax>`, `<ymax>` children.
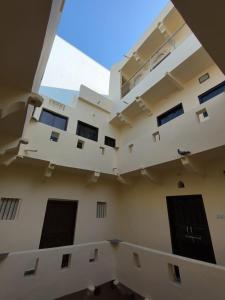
<box><xmin>76</xmin><ymin>120</ymin><xmax>99</xmax><ymax>142</ymax></box>
<box><xmin>39</xmin><ymin>109</ymin><xmax>68</xmax><ymax>131</ymax></box>
<box><xmin>96</xmin><ymin>201</ymin><xmax>107</xmax><ymax>218</ymax></box>
<box><xmin>0</xmin><ymin>198</ymin><xmax>20</xmax><ymax>221</ymax></box>
<box><xmin>198</xmin><ymin>81</ymin><xmax>225</xmax><ymax>104</ymax></box>
<box><xmin>157</xmin><ymin>103</ymin><xmax>184</xmax><ymax>127</ymax></box>
<box><xmin>104</xmin><ymin>136</ymin><xmax>116</xmax><ymax>148</ymax></box>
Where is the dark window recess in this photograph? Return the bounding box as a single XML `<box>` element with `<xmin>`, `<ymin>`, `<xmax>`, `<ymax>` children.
<box><xmin>168</xmin><ymin>264</ymin><xmax>181</xmax><ymax>283</ymax></box>
<box><xmin>105</xmin><ymin>136</ymin><xmax>116</xmax><ymax>148</ymax></box>
<box><xmin>198</xmin><ymin>81</ymin><xmax>225</xmax><ymax>104</ymax></box>
<box><xmin>39</xmin><ymin>109</ymin><xmax>68</xmax><ymax>131</ymax></box>
<box><xmin>157</xmin><ymin>103</ymin><xmax>184</xmax><ymax>127</ymax></box>
<box><xmin>50</xmin><ymin>131</ymin><xmax>59</xmax><ymax>142</ymax></box>
<box><xmin>61</xmin><ymin>254</ymin><xmax>71</xmax><ymax>268</ymax></box>
<box><xmin>76</xmin><ymin>121</ymin><xmax>99</xmax><ymax>142</ymax></box>
<box><xmin>77</xmin><ymin>140</ymin><xmax>84</xmax><ymax>149</ymax></box>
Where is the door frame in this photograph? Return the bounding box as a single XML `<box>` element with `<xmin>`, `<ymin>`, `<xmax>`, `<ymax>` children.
<box><xmin>166</xmin><ymin>194</ymin><xmax>216</xmax><ymax>263</ymax></box>
<box><xmin>39</xmin><ymin>199</ymin><xmax>78</xmax><ymax>249</ymax></box>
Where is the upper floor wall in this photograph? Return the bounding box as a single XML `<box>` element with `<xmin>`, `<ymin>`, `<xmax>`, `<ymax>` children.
<box><xmin>19</xmin><ymin>87</ymin><xmax>120</xmax><ymax>175</ymax></box>
<box><xmin>109</xmin><ymin>4</ymin><xmax>192</xmax><ymax>103</ymax></box>
<box><xmin>117</xmin><ymin>64</ymin><xmax>225</xmax><ymax>174</ymax></box>
<box><xmin>15</xmin><ymin>4</ymin><xmax>225</xmax><ymax>177</ymax></box>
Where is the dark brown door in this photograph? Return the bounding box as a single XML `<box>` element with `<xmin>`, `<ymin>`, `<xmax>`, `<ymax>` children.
<box><xmin>166</xmin><ymin>195</ymin><xmax>216</xmax><ymax>264</ymax></box>
<box><xmin>39</xmin><ymin>200</ymin><xmax>78</xmax><ymax>249</ymax></box>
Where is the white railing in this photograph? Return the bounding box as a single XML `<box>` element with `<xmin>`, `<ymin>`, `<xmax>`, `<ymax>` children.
<box><xmin>1</xmin><ymin>240</ymin><xmax>225</xmax><ymax>300</ymax></box>
<box><xmin>121</xmin><ymin>23</ymin><xmax>189</xmax><ymax>97</ymax></box>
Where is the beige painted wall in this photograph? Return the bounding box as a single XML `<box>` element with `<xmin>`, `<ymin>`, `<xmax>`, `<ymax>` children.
<box><xmin>118</xmin><ymin>64</ymin><xmax>225</xmax><ymax>173</ymax></box>
<box><xmin>117</xmin><ymin>157</ymin><xmax>225</xmax><ymax>266</ymax></box>
<box><xmin>0</xmin><ymin>164</ymin><xmax>120</xmax><ymax>252</ymax></box>
<box><xmin>20</xmin><ymin>92</ymin><xmax>120</xmax><ymax>174</ymax></box>
<box><xmin>0</xmin><ymin>241</ymin><xmax>116</xmax><ymax>300</ymax></box>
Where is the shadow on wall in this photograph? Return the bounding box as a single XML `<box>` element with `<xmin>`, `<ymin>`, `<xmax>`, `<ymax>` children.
<box><xmin>56</xmin><ymin>281</ymin><xmax>144</xmax><ymax>300</ymax></box>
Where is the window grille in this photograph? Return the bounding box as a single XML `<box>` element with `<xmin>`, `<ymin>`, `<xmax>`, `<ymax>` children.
<box><xmin>96</xmin><ymin>202</ymin><xmax>107</xmax><ymax>218</ymax></box>
<box><xmin>0</xmin><ymin>198</ymin><xmax>19</xmax><ymax>220</ymax></box>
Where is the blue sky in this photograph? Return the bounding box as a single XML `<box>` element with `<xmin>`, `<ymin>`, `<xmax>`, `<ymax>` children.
<box><xmin>57</xmin><ymin>0</ymin><xmax>169</xmax><ymax>69</ymax></box>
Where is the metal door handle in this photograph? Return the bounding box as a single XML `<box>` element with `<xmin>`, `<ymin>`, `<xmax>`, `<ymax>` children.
<box><xmin>185</xmin><ymin>234</ymin><xmax>202</xmax><ymax>240</ymax></box>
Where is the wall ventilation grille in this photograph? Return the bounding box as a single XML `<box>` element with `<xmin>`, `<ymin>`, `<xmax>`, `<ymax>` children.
<box><xmin>0</xmin><ymin>198</ymin><xmax>19</xmax><ymax>220</ymax></box>
<box><xmin>96</xmin><ymin>202</ymin><xmax>107</xmax><ymax>218</ymax></box>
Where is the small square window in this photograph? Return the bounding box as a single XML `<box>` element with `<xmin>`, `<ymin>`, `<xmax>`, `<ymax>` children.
<box><xmin>61</xmin><ymin>254</ymin><xmax>71</xmax><ymax>269</ymax></box>
<box><xmin>199</xmin><ymin>73</ymin><xmax>210</xmax><ymax>84</ymax></box>
<box><xmin>89</xmin><ymin>249</ymin><xmax>98</xmax><ymax>263</ymax></box>
<box><xmin>50</xmin><ymin>131</ymin><xmax>60</xmax><ymax>142</ymax></box>
<box><xmin>196</xmin><ymin>108</ymin><xmax>209</xmax><ymax>122</ymax></box>
<box><xmin>77</xmin><ymin>139</ymin><xmax>84</xmax><ymax>149</ymax></box>
<box><xmin>133</xmin><ymin>253</ymin><xmax>141</xmax><ymax>268</ymax></box>
<box><xmin>168</xmin><ymin>264</ymin><xmax>181</xmax><ymax>284</ymax></box>
<box><xmin>96</xmin><ymin>202</ymin><xmax>107</xmax><ymax>218</ymax></box>
<box><xmin>105</xmin><ymin>136</ymin><xmax>116</xmax><ymax>148</ymax></box>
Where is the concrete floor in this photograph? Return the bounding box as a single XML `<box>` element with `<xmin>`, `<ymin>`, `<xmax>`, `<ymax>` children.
<box><xmin>56</xmin><ymin>282</ymin><xmax>143</xmax><ymax>300</ymax></box>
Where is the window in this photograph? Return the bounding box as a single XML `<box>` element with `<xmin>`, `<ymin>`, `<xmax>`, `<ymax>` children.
<box><xmin>196</xmin><ymin>108</ymin><xmax>209</xmax><ymax>122</ymax></box>
<box><xmin>76</xmin><ymin>121</ymin><xmax>99</xmax><ymax>142</ymax></box>
<box><xmin>133</xmin><ymin>253</ymin><xmax>141</xmax><ymax>268</ymax></box>
<box><xmin>0</xmin><ymin>198</ymin><xmax>19</xmax><ymax>220</ymax></box>
<box><xmin>77</xmin><ymin>139</ymin><xmax>84</xmax><ymax>149</ymax></box>
<box><xmin>96</xmin><ymin>202</ymin><xmax>107</xmax><ymax>218</ymax></box>
<box><xmin>61</xmin><ymin>254</ymin><xmax>71</xmax><ymax>269</ymax></box>
<box><xmin>198</xmin><ymin>73</ymin><xmax>210</xmax><ymax>84</ymax></box>
<box><xmin>157</xmin><ymin>103</ymin><xmax>184</xmax><ymax>127</ymax></box>
<box><xmin>39</xmin><ymin>109</ymin><xmax>68</xmax><ymax>131</ymax></box>
<box><xmin>104</xmin><ymin>136</ymin><xmax>116</xmax><ymax>148</ymax></box>
<box><xmin>50</xmin><ymin>131</ymin><xmax>60</xmax><ymax>142</ymax></box>
<box><xmin>168</xmin><ymin>264</ymin><xmax>181</xmax><ymax>284</ymax></box>
<box><xmin>198</xmin><ymin>81</ymin><xmax>225</xmax><ymax>104</ymax></box>
<box><xmin>89</xmin><ymin>249</ymin><xmax>98</xmax><ymax>263</ymax></box>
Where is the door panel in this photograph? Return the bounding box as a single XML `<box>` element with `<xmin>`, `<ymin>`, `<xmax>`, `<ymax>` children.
<box><xmin>39</xmin><ymin>200</ymin><xmax>78</xmax><ymax>249</ymax></box>
<box><xmin>166</xmin><ymin>195</ymin><xmax>216</xmax><ymax>264</ymax></box>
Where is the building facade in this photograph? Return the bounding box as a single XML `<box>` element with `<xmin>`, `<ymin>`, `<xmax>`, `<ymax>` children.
<box><xmin>1</xmin><ymin>2</ymin><xmax>225</xmax><ymax>300</ymax></box>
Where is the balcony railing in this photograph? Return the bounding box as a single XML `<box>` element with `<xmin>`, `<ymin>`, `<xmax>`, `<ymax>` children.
<box><xmin>121</xmin><ymin>23</ymin><xmax>189</xmax><ymax>98</ymax></box>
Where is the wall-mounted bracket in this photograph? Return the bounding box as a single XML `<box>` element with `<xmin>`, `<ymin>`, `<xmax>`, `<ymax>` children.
<box><xmin>113</xmin><ymin>168</ymin><xmax>129</xmax><ymax>185</ymax></box>
<box><xmin>140</xmin><ymin>168</ymin><xmax>159</xmax><ymax>184</ymax></box>
<box><xmin>166</xmin><ymin>72</ymin><xmax>184</xmax><ymax>90</ymax></box>
<box><xmin>158</xmin><ymin>21</ymin><xmax>170</xmax><ymax>38</ymax></box>
<box><xmin>180</xmin><ymin>156</ymin><xmax>203</xmax><ymax>175</ymax></box>
<box><xmin>87</xmin><ymin>171</ymin><xmax>101</xmax><ymax>185</ymax></box>
<box><xmin>43</xmin><ymin>162</ymin><xmax>55</xmax><ymax>180</ymax></box>
<box><xmin>135</xmin><ymin>97</ymin><xmax>153</xmax><ymax>116</ymax></box>
<box><xmin>116</xmin><ymin>113</ymin><xmax>132</xmax><ymax>127</ymax></box>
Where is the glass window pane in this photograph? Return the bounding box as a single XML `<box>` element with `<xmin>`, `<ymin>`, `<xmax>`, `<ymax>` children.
<box><xmin>54</xmin><ymin>115</ymin><xmax>67</xmax><ymax>131</ymax></box>
<box><xmin>157</xmin><ymin>103</ymin><xmax>184</xmax><ymax>126</ymax></box>
<box><xmin>76</xmin><ymin>121</ymin><xmax>98</xmax><ymax>142</ymax></box>
<box><xmin>39</xmin><ymin>109</ymin><xmax>68</xmax><ymax>131</ymax></box>
<box><xmin>40</xmin><ymin>110</ymin><xmax>54</xmax><ymax>126</ymax></box>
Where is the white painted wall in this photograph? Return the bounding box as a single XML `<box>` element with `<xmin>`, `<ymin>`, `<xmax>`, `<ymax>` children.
<box><xmin>41</xmin><ymin>35</ymin><xmax>110</xmax><ymax>95</ymax></box>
